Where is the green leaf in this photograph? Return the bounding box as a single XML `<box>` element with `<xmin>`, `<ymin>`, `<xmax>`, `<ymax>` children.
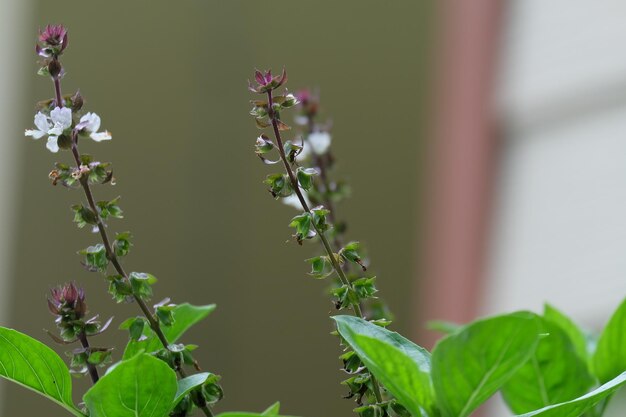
<box><xmin>79</xmin><ymin>244</ymin><xmax>108</xmax><ymax>273</ymax></box>
<box><xmin>262</xmin><ymin>402</ymin><xmax>281</xmax><ymax>415</ymax></box>
<box><xmin>426</xmin><ymin>320</ymin><xmax>461</xmax><ymax>335</ymax></box>
<box><xmin>516</xmin><ymin>371</ymin><xmax>626</xmax><ymax>417</ymax></box>
<box><xmin>296</xmin><ymin>167</ymin><xmax>318</xmax><ymax>190</ymax></box>
<box><xmin>173</xmin><ymin>372</ymin><xmax>212</xmax><ymax>407</ymax></box>
<box><xmin>333</xmin><ymin>315</ymin><xmax>435</xmax><ymax>417</ymax></box>
<box><xmin>501</xmin><ymin>317</ymin><xmax>594</xmax><ymax>414</ymax></box>
<box><xmin>72</xmin><ymin>204</ymin><xmax>98</xmax><ymax>228</ymax></box>
<box><xmin>289</xmin><ymin>213</ymin><xmax>312</xmax><ymax>243</ymax></box>
<box><xmin>96</xmin><ymin>196</ymin><xmax>123</xmax><ymax>220</ymax></box>
<box><xmin>129</xmin><ymin>271</ymin><xmax>157</xmax><ymax>299</ymax></box>
<box><xmin>310</xmin><ymin>206</ymin><xmax>330</xmax><ymax>233</ymax></box>
<box><xmin>339</xmin><ymin>241</ymin><xmax>364</xmax><ymax>265</ymax></box>
<box><xmin>593</xmin><ymin>297</ymin><xmax>626</xmax><ymax>383</ymax></box>
<box><xmin>0</xmin><ymin>327</ymin><xmax>84</xmax><ymax>416</ymax></box>
<box><xmin>352</xmin><ymin>277</ymin><xmax>378</xmax><ymax>300</ymax></box>
<box><xmin>306</xmin><ymin>256</ymin><xmax>334</xmax><ymax>279</ymax></box>
<box><xmin>113</xmin><ymin>232</ymin><xmax>132</xmax><ymax>257</ymax></box>
<box><xmin>431</xmin><ymin>311</ymin><xmax>542</xmax><ymax>417</ymax></box>
<box><xmin>124</xmin><ymin>303</ymin><xmax>216</xmax><ymax>358</ymax></box>
<box><xmin>83</xmin><ymin>353</ymin><xmax>177</xmax><ymax>417</ymax></box>
<box><xmin>543</xmin><ymin>304</ymin><xmax>590</xmax><ymax>365</ymax></box>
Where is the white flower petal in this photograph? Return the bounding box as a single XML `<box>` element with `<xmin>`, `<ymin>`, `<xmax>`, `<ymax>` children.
<box><xmin>34</xmin><ymin>112</ymin><xmax>51</xmax><ymax>132</ymax></box>
<box><xmin>48</xmin><ymin>125</ymin><xmax>64</xmax><ymax>136</ymax></box>
<box><xmin>50</xmin><ymin>107</ymin><xmax>72</xmax><ymax>129</ymax></box>
<box><xmin>295</xmin><ymin>144</ymin><xmax>310</xmax><ymax>162</ymax></box>
<box><xmin>79</xmin><ymin>112</ymin><xmax>101</xmax><ymax>132</ymax></box>
<box><xmin>25</xmin><ymin>129</ymin><xmax>46</xmax><ymax>139</ymax></box>
<box><xmin>46</xmin><ymin>136</ymin><xmax>59</xmax><ymax>153</ymax></box>
<box><xmin>308</xmin><ymin>132</ymin><xmax>331</xmax><ymax>155</ymax></box>
<box><xmin>90</xmin><ymin>131</ymin><xmax>112</xmax><ymax>142</ymax></box>
<box><xmin>281</xmin><ymin>192</ymin><xmax>311</xmax><ymax>210</ymax></box>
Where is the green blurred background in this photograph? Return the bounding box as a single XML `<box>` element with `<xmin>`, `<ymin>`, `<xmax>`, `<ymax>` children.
<box><xmin>5</xmin><ymin>1</ymin><xmax>433</xmax><ymax>416</ymax></box>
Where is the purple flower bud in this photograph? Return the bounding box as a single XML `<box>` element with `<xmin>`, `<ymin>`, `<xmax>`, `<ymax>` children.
<box><xmin>36</xmin><ymin>25</ymin><xmax>68</xmax><ymax>59</ymax></box>
<box><xmin>48</xmin><ymin>282</ymin><xmax>87</xmax><ymax>319</ymax></box>
<box><xmin>38</xmin><ymin>25</ymin><xmax>68</xmax><ymax>48</ymax></box>
<box><xmin>296</xmin><ymin>88</ymin><xmax>319</xmax><ymax>117</ymax></box>
<box><xmin>248</xmin><ymin>68</ymin><xmax>288</xmax><ymax>94</ymax></box>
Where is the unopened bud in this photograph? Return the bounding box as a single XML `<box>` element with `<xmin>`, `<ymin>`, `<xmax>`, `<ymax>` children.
<box><xmin>71</xmin><ymin>90</ymin><xmax>84</xmax><ymax>111</ymax></box>
<box><xmin>48</xmin><ymin>59</ymin><xmax>62</xmax><ymax>78</ymax></box>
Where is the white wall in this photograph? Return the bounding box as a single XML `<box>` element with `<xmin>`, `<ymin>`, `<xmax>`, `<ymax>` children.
<box><xmin>0</xmin><ymin>0</ymin><xmax>30</xmax><ymax>404</ymax></box>
<box><xmin>484</xmin><ymin>1</ymin><xmax>626</xmax><ymax>415</ymax></box>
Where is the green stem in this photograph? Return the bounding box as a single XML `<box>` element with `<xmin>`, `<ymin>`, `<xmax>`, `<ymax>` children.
<box><xmin>266</xmin><ymin>90</ymin><xmax>383</xmax><ymax>403</ymax></box>
<box><xmin>77</xmin><ymin>331</ymin><xmax>100</xmax><ymax>384</ymax></box>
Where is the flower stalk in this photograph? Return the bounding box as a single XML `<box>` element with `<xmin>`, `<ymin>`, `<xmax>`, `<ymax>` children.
<box><xmin>260</xmin><ymin>76</ymin><xmax>384</xmax><ymax>405</ymax></box>
<box><xmin>29</xmin><ymin>25</ymin><xmax>217</xmax><ymax>417</ymax></box>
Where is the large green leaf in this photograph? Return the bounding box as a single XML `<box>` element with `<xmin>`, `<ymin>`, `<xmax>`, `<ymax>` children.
<box><xmin>543</xmin><ymin>304</ymin><xmax>590</xmax><ymax>365</ymax></box>
<box><xmin>593</xmin><ymin>297</ymin><xmax>626</xmax><ymax>383</ymax></box>
<box><xmin>333</xmin><ymin>315</ymin><xmax>435</xmax><ymax>417</ymax></box>
<box><xmin>0</xmin><ymin>327</ymin><xmax>84</xmax><ymax>416</ymax></box>
<box><xmin>124</xmin><ymin>303</ymin><xmax>216</xmax><ymax>358</ymax></box>
<box><xmin>83</xmin><ymin>353</ymin><xmax>177</xmax><ymax>417</ymax></box>
<box><xmin>501</xmin><ymin>317</ymin><xmax>594</xmax><ymax>414</ymax></box>
<box><xmin>431</xmin><ymin>311</ymin><xmax>541</xmax><ymax>417</ymax></box>
<box><xmin>516</xmin><ymin>371</ymin><xmax>626</xmax><ymax>417</ymax></box>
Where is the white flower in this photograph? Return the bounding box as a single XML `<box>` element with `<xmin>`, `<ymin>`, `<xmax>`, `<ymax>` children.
<box><xmin>282</xmin><ymin>193</ymin><xmax>312</xmax><ymax>210</ymax></box>
<box><xmin>47</xmin><ymin>107</ymin><xmax>72</xmax><ymax>136</ymax></box>
<box><xmin>308</xmin><ymin>131</ymin><xmax>331</xmax><ymax>155</ymax></box>
<box><xmin>45</xmin><ymin>107</ymin><xmax>72</xmax><ymax>153</ymax></box>
<box><xmin>46</xmin><ymin>136</ymin><xmax>60</xmax><ymax>153</ymax></box>
<box><xmin>25</xmin><ymin>112</ymin><xmax>52</xmax><ymax>139</ymax></box>
<box><xmin>295</xmin><ymin>143</ymin><xmax>311</xmax><ymax>162</ymax></box>
<box><xmin>78</xmin><ymin>112</ymin><xmax>112</xmax><ymax>142</ymax></box>
<box><xmin>296</xmin><ymin>131</ymin><xmax>332</xmax><ymax>162</ymax></box>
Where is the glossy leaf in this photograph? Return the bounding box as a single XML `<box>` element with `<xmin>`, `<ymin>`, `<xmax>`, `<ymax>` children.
<box><xmin>0</xmin><ymin>327</ymin><xmax>84</xmax><ymax>416</ymax></box>
<box><xmin>516</xmin><ymin>371</ymin><xmax>626</xmax><ymax>417</ymax></box>
<box><xmin>502</xmin><ymin>318</ymin><xmax>594</xmax><ymax>414</ymax></box>
<box><xmin>431</xmin><ymin>311</ymin><xmax>542</xmax><ymax>417</ymax></box>
<box><xmin>333</xmin><ymin>315</ymin><xmax>435</xmax><ymax>417</ymax></box>
<box><xmin>83</xmin><ymin>353</ymin><xmax>177</xmax><ymax>417</ymax></box>
<box><xmin>173</xmin><ymin>372</ymin><xmax>212</xmax><ymax>407</ymax></box>
<box><xmin>593</xmin><ymin>297</ymin><xmax>626</xmax><ymax>383</ymax></box>
<box><xmin>543</xmin><ymin>304</ymin><xmax>589</xmax><ymax>365</ymax></box>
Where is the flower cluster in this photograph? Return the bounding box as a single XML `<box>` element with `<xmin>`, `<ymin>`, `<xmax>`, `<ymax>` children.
<box><xmin>25</xmin><ymin>107</ymin><xmax>111</xmax><ymax>153</ymax></box>
<box><xmin>47</xmin><ymin>282</ymin><xmax>112</xmax><ymax>377</ymax></box>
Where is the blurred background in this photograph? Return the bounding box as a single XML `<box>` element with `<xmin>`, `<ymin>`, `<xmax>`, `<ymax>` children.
<box><xmin>2</xmin><ymin>1</ymin><xmax>626</xmax><ymax>416</ymax></box>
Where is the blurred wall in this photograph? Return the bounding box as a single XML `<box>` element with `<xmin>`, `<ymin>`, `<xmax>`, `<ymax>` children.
<box><xmin>4</xmin><ymin>1</ymin><xmax>433</xmax><ymax>416</ymax></box>
<box><xmin>0</xmin><ymin>0</ymin><xmax>31</xmax><ymax>410</ymax></box>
